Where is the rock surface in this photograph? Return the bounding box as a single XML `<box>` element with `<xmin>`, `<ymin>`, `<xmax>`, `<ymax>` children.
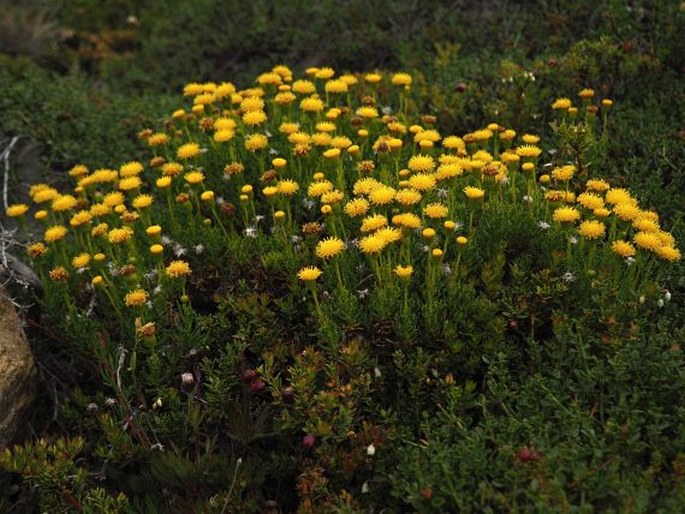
<box><xmin>0</xmin><ymin>287</ymin><xmax>37</xmax><ymax>447</ymax></box>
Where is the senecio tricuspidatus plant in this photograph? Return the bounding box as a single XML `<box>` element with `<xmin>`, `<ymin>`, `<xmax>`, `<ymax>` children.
<box><xmin>7</xmin><ymin>66</ymin><xmax>680</xmax><ymax>331</ymax></box>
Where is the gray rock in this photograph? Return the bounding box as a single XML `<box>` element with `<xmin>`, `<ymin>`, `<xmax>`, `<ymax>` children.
<box><xmin>0</xmin><ymin>286</ymin><xmax>37</xmax><ymax>447</ymax></box>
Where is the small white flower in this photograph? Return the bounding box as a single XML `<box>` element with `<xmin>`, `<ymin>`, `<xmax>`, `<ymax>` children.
<box><xmin>290</xmin><ymin>235</ymin><xmax>302</xmax><ymax>243</ymax></box>
<box><xmin>436</xmin><ymin>187</ymin><xmax>449</xmax><ymax>199</ymax></box>
<box><xmin>500</xmin><ymin>176</ymin><xmax>510</xmax><ymax>184</ymax></box>
<box><xmin>374</xmin><ymin>367</ymin><xmax>382</xmax><ymax>379</ymax></box>
<box><xmin>442</xmin><ymin>263</ymin><xmax>452</xmax><ymax>275</ymax></box>
<box><xmin>194</xmin><ymin>244</ymin><xmax>205</xmax><ymax>255</ymax></box>
<box><xmin>357</xmin><ymin>288</ymin><xmax>369</xmax><ymax>299</ymax></box>
<box><xmin>422</xmin><ymin>245</ymin><xmax>430</xmax><ymax>253</ymax></box>
<box><xmin>302</xmin><ymin>198</ymin><xmax>315</xmax><ymax>209</ymax></box>
<box><xmin>625</xmin><ymin>256</ymin><xmax>636</xmax><ymax>266</ymax></box>
<box><xmin>153</xmin><ymin>285</ymin><xmax>162</xmax><ymax>295</ymax></box>
<box><xmin>561</xmin><ymin>271</ymin><xmax>576</xmax><ymax>283</ymax></box>
<box><xmin>181</xmin><ymin>372</ymin><xmax>194</xmax><ymax>386</ymax></box>
<box><xmin>361</xmin><ymin>481</ymin><xmax>370</xmax><ymax>494</ymax></box>
<box><xmin>151</xmin><ymin>443</ymin><xmax>165</xmax><ymax>451</ymax></box>
<box><xmin>537</xmin><ymin>221</ymin><xmax>551</xmax><ymax>230</ymax></box>
<box><xmin>161</xmin><ymin>235</ymin><xmax>173</xmax><ymax>245</ymax></box>
<box><xmin>664</xmin><ymin>290</ymin><xmax>672</xmax><ymax>302</ymax></box>
<box><xmin>104</xmin><ymin>397</ymin><xmax>116</xmax><ymax>407</ymax></box>
<box><xmin>658</xmin><ymin>299</ymin><xmax>665</xmax><ymax>308</ymax></box>
<box><xmin>639</xmin><ymin>295</ymin><xmax>646</xmax><ymax>304</ymax></box>
<box><xmin>254</xmin><ymin>215</ymin><xmax>265</xmax><ymax>223</ymax></box>
<box><xmin>244</xmin><ymin>226</ymin><xmax>258</xmax><ymax>238</ymax></box>
<box><xmin>522</xmin><ymin>195</ymin><xmax>533</xmax><ymax>203</ymax></box>
<box><xmin>381</xmin><ymin>105</ymin><xmax>393</xmax><ymax>115</ymax></box>
<box><xmin>367</xmin><ymin>444</ymin><xmax>376</xmax><ymax>456</ymax></box>
<box><xmin>86</xmin><ymin>402</ymin><xmax>99</xmax><ymax>413</ymax></box>
<box><xmin>153</xmin><ymin>397</ymin><xmax>163</xmax><ymax>409</ymax></box>
<box><xmin>568</xmin><ymin>236</ymin><xmax>578</xmax><ymax>245</ymax></box>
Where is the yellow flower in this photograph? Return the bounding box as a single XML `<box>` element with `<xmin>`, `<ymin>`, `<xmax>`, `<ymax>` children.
<box><xmin>6</xmin><ymin>204</ymin><xmax>29</xmax><ymax>217</ymax></box>
<box><xmin>442</xmin><ymin>136</ymin><xmax>465</xmax><ymax>151</ymax></box>
<box><xmin>435</xmin><ymin>163</ymin><xmax>463</xmax><ymax>181</ymax></box>
<box><xmin>34</xmin><ymin>210</ymin><xmax>48</xmax><ymax>220</ymax></box>
<box><xmin>422</xmin><ymin>228</ymin><xmax>436</xmax><ymax>239</ymax></box>
<box><xmin>300</xmin><ymin>96</ymin><xmax>324</xmax><ymax>113</ymax></box>
<box><xmin>120</xmin><ymin>161</ymin><xmax>144</xmax><ymax>177</ymax></box>
<box><xmin>321</xmin><ymin>190</ymin><xmax>344</xmax><ymax>204</ymax></box>
<box><xmin>551</xmin><ymin>165</ymin><xmax>575</xmax><ymax>181</ymax></box>
<box><xmin>308</xmin><ymin>180</ymin><xmax>334</xmax><ymax>198</ymax></box>
<box><xmin>394</xmin><ymin>188</ymin><xmax>423</xmax><ymax>206</ymax></box>
<box><xmin>201</xmin><ymin>191</ymin><xmax>214</xmax><ymax>202</ymax></box>
<box><xmin>156</xmin><ymin>176</ymin><xmax>172</xmax><ymax>188</ymax></box>
<box><xmin>52</xmin><ymin>195</ymin><xmax>78</xmax><ymax>212</ymax></box>
<box><xmin>49</xmin><ymin>266</ymin><xmax>69</xmax><ymax>281</ymax></box>
<box><xmin>408</xmin><ymin>173</ymin><xmax>436</xmax><ymax>192</ymax></box>
<box><xmin>298</xmin><ymin>266</ymin><xmax>322</xmax><ymax>281</ymax></box>
<box><xmin>365</xmin><ymin>72</ymin><xmax>382</xmax><ymax>83</ymax></box>
<box><xmin>353</xmin><ymin>177</ymin><xmax>382</xmax><ymax>196</ymax></box>
<box><xmin>330</xmin><ymin>136</ymin><xmax>353</xmax><ymax>149</ymax></box>
<box><xmin>522</xmin><ymin>134</ymin><xmax>540</xmax><ymax>144</ymax></box>
<box><xmin>578</xmin><ymin>88</ymin><xmax>595</xmax><ymax>99</ymax></box>
<box><xmin>368</xmin><ymin>185</ymin><xmax>396</xmax><ymax>206</ymax></box>
<box><xmin>613</xmin><ymin>203</ymin><xmax>641</xmax><ymax>221</ymax></box>
<box><xmin>359</xmin><ymin>235</ymin><xmax>387</xmax><ymax>254</ymax></box>
<box><xmin>242</xmin><ymin>110</ymin><xmax>267</xmax><ymax>126</ymax></box>
<box><xmin>360</xmin><ymin>214</ymin><xmax>388</xmax><ymax>233</ymax></box>
<box><xmin>394</xmin><ymin>264</ymin><xmax>413</xmax><ymax>278</ymax></box>
<box><xmin>89</xmin><ymin>203</ymin><xmax>111</xmax><ymax>217</ymax></box>
<box><xmin>214</xmin><ymin>129</ymin><xmax>235</xmax><ymax>143</ymax></box>
<box><xmin>611</xmin><ymin>240</ymin><xmax>635</xmax><ymax>258</ymax></box>
<box><xmin>272</xmin><ymin>157</ymin><xmax>287</xmax><ymax>168</ymax></box>
<box><xmin>392</xmin><ymin>213</ymin><xmax>422</xmax><ymax>229</ymax></box>
<box><xmin>240</xmin><ymin>96</ymin><xmax>265</xmax><ymax>112</ymax></box>
<box><xmin>552</xmin><ymin>97</ymin><xmax>572</xmax><ymax>110</ymax></box>
<box><xmin>91</xmin><ymin>223</ymin><xmax>109</xmax><ymax>237</ymax></box>
<box><xmin>515</xmin><ymin>145</ymin><xmax>542</xmax><ymax>158</ymax></box>
<box><xmin>323</xmin><ymin>148</ymin><xmax>340</xmax><ymax>159</ymax></box>
<box><xmin>344</xmin><ymin>198</ymin><xmax>369</xmax><ymax>217</ymax></box>
<box><xmin>324</xmin><ymin>79</ymin><xmax>348</xmax><ymax>93</ymax></box>
<box><xmin>423</xmin><ymin>202</ymin><xmax>449</xmax><ymax>219</ymax></box>
<box><xmin>456</xmin><ymin>236</ymin><xmax>468</xmax><ymax>245</ymax></box>
<box><xmin>162</xmin><ymin>162</ymin><xmax>184</xmax><ymax>177</ymax></box>
<box><xmin>586</xmin><ymin>178</ymin><xmax>611</xmax><ymax>192</ymax></box>
<box><xmin>552</xmin><ymin>206</ymin><xmax>580</xmax><ymax>223</ymax></box>
<box><xmin>656</xmin><ymin>246</ymin><xmax>681</xmax><ymax>262</ymax></box>
<box><xmin>146</xmin><ymin>225</ymin><xmax>162</xmax><ymax>236</ymax></box>
<box><xmin>292</xmin><ymin>80</ymin><xmax>316</xmax><ymax>94</ymax></box>
<box><xmin>214</xmin><ymin>117</ymin><xmax>237</xmax><ymax>131</ymax></box>
<box><xmin>72</xmin><ymin>253</ymin><xmax>91</xmax><ymax>269</ymax></box>
<box><xmin>578</xmin><ymin>220</ymin><xmax>606</xmax><ymax>239</ymax></box>
<box><xmin>463</xmin><ymin>186</ymin><xmax>485</xmax><ymax>200</ymax></box>
<box><xmin>107</xmin><ymin>226</ymin><xmax>134</xmax><ymax>244</ymax></box>
<box><xmin>68</xmin><ymin>164</ymin><xmax>88</xmax><ymax>177</ymax></box>
<box><xmin>184</xmin><ymin>171</ymin><xmax>205</xmax><ymax>185</ymax></box>
<box><xmin>148</xmin><ymin>133</ymin><xmax>169</xmax><ymax>147</ymax></box>
<box><xmin>356</xmin><ymin>106</ymin><xmax>379</xmax><ymax>119</ymax></box>
<box><xmin>132</xmin><ymin>194</ymin><xmax>154</xmax><ymax>209</ymax></box>
<box><xmin>277</xmin><ymin>180</ymin><xmax>299</xmax><ymax>196</ymax></box>
<box><xmin>70</xmin><ymin>210</ymin><xmax>93</xmax><ymax>227</ymax></box>
<box><xmin>633</xmin><ymin>231</ymin><xmax>662</xmax><ymax>252</ymax></box>
<box><xmin>32</xmin><ymin>187</ymin><xmax>60</xmax><ymax>203</ymax></box>
<box><xmin>118</xmin><ymin>176</ymin><xmax>142</xmax><ymax>191</ymax></box>
<box><xmin>577</xmin><ymin>192</ymin><xmax>605</xmax><ymax>210</ymax></box>
<box><xmin>316</xmin><ymin>237</ymin><xmax>345</xmax><ymax>259</ymax></box>
<box><xmin>125</xmin><ymin>288</ymin><xmax>148</xmax><ymax>307</ymax></box>
<box><xmin>44</xmin><ymin>225</ymin><xmax>68</xmax><ymax>243</ymax></box>
<box><xmin>26</xmin><ymin>242</ymin><xmax>47</xmax><ymax>258</ymax></box>
<box><xmin>262</xmin><ymin>186</ymin><xmax>277</xmax><ymax>199</ymax></box>
<box><xmin>407</xmin><ymin>154</ymin><xmax>435</xmax><ymax>173</ymax></box>
<box><xmin>375</xmin><ymin>227</ymin><xmax>403</xmax><ymax>244</ymax></box>
<box><xmin>391</xmin><ymin>72</ymin><xmax>412</xmax><ymax>86</ymax></box>
<box><xmin>605</xmin><ymin>188</ymin><xmax>635</xmax><ymax>206</ymax></box>
<box><xmin>632</xmin><ymin>217</ymin><xmax>660</xmax><ymax>233</ymax></box>
<box><xmin>245</xmin><ymin>133</ymin><xmax>268</xmax><ymax>151</ymax></box>
<box><xmin>150</xmin><ymin>244</ymin><xmax>164</xmax><ymax>255</ymax></box>
<box><xmin>166</xmin><ymin>260</ymin><xmax>192</xmax><ymax>278</ymax></box>
<box><xmin>177</xmin><ymin>142</ymin><xmax>201</xmax><ymax>160</ymax></box>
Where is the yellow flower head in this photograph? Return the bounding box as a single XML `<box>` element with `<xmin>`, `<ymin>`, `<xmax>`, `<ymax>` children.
<box><xmin>356</xmin><ymin>106</ymin><xmax>379</xmax><ymax>119</ymax></box>
<box><xmin>394</xmin><ymin>264</ymin><xmax>413</xmax><ymax>279</ymax></box>
<box><xmin>552</xmin><ymin>206</ymin><xmax>580</xmax><ymax>223</ymax></box>
<box><xmin>242</xmin><ymin>110</ymin><xmax>267</xmax><ymax>126</ymax></box>
<box><xmin>407</xmin><ymin>154</ymin><xmax>435</xmax><ymax>173</ymax></box>
<box><xmin>70</xmin><ymin>210</ymin><xmax>93</xmax><ymax>227</ymax></box>
<box><xmin>368</xmin><ymin>185</ymin><xmax>396</xmax><ymax>206</ymax></box>
<box><xmin>611</xmin><ymin>240</ymin><xmax>636</xmax><ymax>258</ymax></box>
<box><xmin>118</xmin><ymin>176</ymin><xmax>142</xmax><ymax>191</ymax></box>
<box><xmin>391</xmin><ymin>72</ymin><xmax>412</xmax><ymax>86</ymax></box>
<box><xmin>316</xmin><ymin>237</ymin><xmax>346</xmax><ymax>259</ymax></box>
<box><xmin>120</xmin><ymin>161</ymin><xmax>144</xmax><ymax>177</ymax></box>
<box><xmin>552</xmin><ymin>97</ymin><xmax>572</xmax><ymax>110</ymax></box>
<box><xmin>245</xmin><ymin>133</ymin><xmax>268</xmax><ymax>151</ymax></box>
<box><xmin>300</xmin><ymin>96</ymin><xmax>325</xmax><ymax>113</ymax></box>
<box><xmin>308</xmin><ymin>180</ymin><xmax>334</xmax><ymax>198</ymax></box>
<box><xmin>344</xmin><ymin>198</ymin><xmax>369</xmax><ymax>217</ymax></box>
<box><xmin>125</xmin><ymin>288</ymin><xmax>148</xmax><ymax>307</ymax></box>
<box><xmin>551</xmin><ymin>165</ymin><xmax>575</xmax><ymax>182</ymax></box>
<box><xmin>49</xmin><ymin>266</ymin><xmax>69</xmax><ymax>281</ymax></box>
<box><xmin>408</xmin><ymin>173</ymin><xmax>436</xmax><ymax>192</ymax></box>
<box><xmin>359</xmin><ymin>234</ymin><xmax>387</xmax><ymax>254</ymax></box>
<box><xmin>392</xmin><ymin>212</ymin><xmax>422</xmax><ymax>229</ymax></box>
<box><xmin>613</xmin><ymin>203</ymin><xmax>641</xmax><ymax>222</ymax></box>
<box><xmin>277</xmin><ymin>179</ymin><xmax>300</xmax><ymax>196</ymax></box>
<box><xmin>184</xmin><ymin>170</ymin><xmax>205</xmax><ymax>185</ymax></box>
<box><xmin>515</xmin><ymin>145</ymin><xmax>543</xmax><ymax>158</ymax></box>
<box><xmin>108</xmin><ymin>226</ymin><xmax>134</xmax><ymax>244</ymax></box>
<box><xmin>44</xmin><ymin>225</ymin><xmax>68</xmax><ymax>243</ymax></box>
<box><xmin>394</xmin><ymin>188</ymin><xmax>423</xmax><ymax>206</ymax></box>
<box><xmin>375</xmin><ymin>227</ymin><xmax>403</xmax><ymax>244</ymax></box>
<box><xmin>166</xmin><ymin>260</ymin><xmax>192</xmax><ymax>278</ymax></box>
<box><xmin>577</xmin><ymin>192</ymin><xmax>605</xmax><ymax>210</ymax></box>
<box><xmin>365</xmin><ymin>72</ymin><xmax>382</xmax><ymax>83</ymax></box>
<box><xmin>177</xmin><ymin>142</ymin><xmax>201</xmax><ymax>160</ymax></box>
<box><xmin>578</xmin><ymin>220</ymin><xmax>606</xmax><ymax>240</ymax></box>
<box><xmin>353</xmin><ymin>177</ymin><xmax>382</xmax><ymax>196</ymax></box>
<box><xmin>6</xmin><ymin>204</ymin><xmax>29</xmax><ymax>217</ymax></box>
<box><xmin>633</xmin><ymin>231</ymin><xmax>662</xmax><ymax>252</ymax></box>
<box><xmin>52</xmin><ymin>195</ymin><xmax>78</xmax><ymax>212</ymax></box>
<box><xmin>605</xmin><ymin>188</ymin><xmax>635</xmax><ymax>206</ymax></box>
<box><xmin>321</xmin><ymin>190</ymin><xmax>344</xmax><ymax>205</ymax></box>
<box><xmin>292</xmin><ymin>80</ymin><xmax>316</xmax><ymax>95</ymax></box>
<box><xmin>132</xmin><ymin>194</ymin><xmax>154</xmax><ymax>209</ymax></box>
<box><xmin>424</xmin><ymin>202</ymin><xmax>449</xmax><ymax>219</ymax></box>
<box><xmin>464</xmin><ymin>186</ymin><xmax>485</xmax><ymax>200</ymax></box>
<box><xmin>298</xmin><ymin>266</ymin><xmax>322</xmax><ymax>281</ymax></box>
<box><xmin>324</xmin><ymin>79</ymin><xmax>348</xmax><ymax>93</ymax></box>
<box><xmin>72</xmin><ymin>252</ymin><xmax>91</xmax><ymax>269</ymax></box>
<box><xmin>360</xmin><ymin>214</ymin><xmax>388</xmax><ymax>233</ymax></box>
<box><xmin>656</xmin><ymin>246</ymin><xmax>681</xmax><ymax>262</ymax></box>
<box><xmin>586</xmin><ymin>178</ymin><xmax>611</xmax><ymax>192</ymax></box>
<box><xmin>148</xmin><ymin>133</ymin><xmax>170</xmax><ymax>147</ymax></box>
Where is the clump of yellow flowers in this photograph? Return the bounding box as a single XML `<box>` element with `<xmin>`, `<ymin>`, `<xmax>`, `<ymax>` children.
<box><xmin>7</xmin><ymin>66</ymin><xmax>679</xmax><ymax>326</ymax></box>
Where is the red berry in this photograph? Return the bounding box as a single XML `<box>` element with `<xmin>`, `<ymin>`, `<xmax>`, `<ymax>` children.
<box><xmin>250</xmin><ymin>379</ymin><xmax>265</xmax><ymax>393</ymax></box>
<box><xmin>242</xmin><ymin>369</ymin><xmax>257</xmax><ymax>383</ymax></box>
<box><xmin>302</xmin><ymin>434</ymin><xmax>315</xmax><ymax>450</ymax></box>
<box><xmin>516</xmin><ymin>448</ymin><xmax>531</xmax><ymax>461</ymax></box>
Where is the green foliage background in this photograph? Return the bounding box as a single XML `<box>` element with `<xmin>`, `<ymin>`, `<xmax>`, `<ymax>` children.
<box><xmin>1</xmin><ymin>1</ymin><xmax>684</xmax><ymax>512</ymax></box>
